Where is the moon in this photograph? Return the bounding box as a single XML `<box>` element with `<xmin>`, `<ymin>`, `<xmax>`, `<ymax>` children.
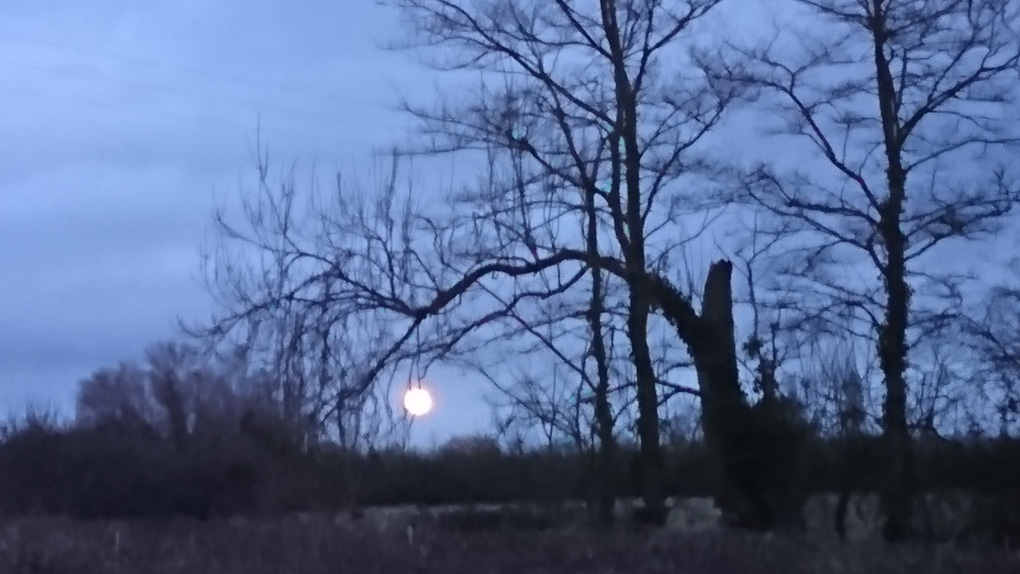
<box><xmin>403</xmin><ymin>387</ymin><xmax>433</xmax><ymax>416</ymax></box>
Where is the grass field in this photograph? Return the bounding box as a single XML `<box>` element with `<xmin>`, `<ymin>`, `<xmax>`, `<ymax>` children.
<box><xmin>1</xmin><ymin>511</ymin><xmax>1017</xmax><ymax>574</ymax></box>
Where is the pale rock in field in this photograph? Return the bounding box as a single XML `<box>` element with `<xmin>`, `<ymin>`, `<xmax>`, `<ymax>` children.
<box><xmin>666</xmin><ymin>497</ymin><xmax>722</xmax><ymax>532</ymax></box>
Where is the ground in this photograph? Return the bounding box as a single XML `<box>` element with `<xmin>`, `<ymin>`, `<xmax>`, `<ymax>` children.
<box><xmin>1</xmin><ymin>513</ymin><xmax>1017</xmax><ymax>574</ymax></box>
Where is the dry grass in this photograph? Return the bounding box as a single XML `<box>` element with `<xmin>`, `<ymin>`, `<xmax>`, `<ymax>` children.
<box><xmin>0</xmin><ymin>515</ymin><xmax>1017</xmax><ymax>574</ymax></box>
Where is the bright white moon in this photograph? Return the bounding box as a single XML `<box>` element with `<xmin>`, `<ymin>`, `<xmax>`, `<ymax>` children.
<box><xmin>403</xmin><ymin>387</ymin><xmax>433</xmax><ymax>416</ymax></box>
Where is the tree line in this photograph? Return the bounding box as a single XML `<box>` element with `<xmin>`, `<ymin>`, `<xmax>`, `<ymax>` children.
<box><xmin>1</xmin><ymin>350</ymin><xmax>1018</xmax><ymax>545</ymax></box>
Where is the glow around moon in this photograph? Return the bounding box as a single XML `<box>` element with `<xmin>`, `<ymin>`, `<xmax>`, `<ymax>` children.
<box><xmin>403</xmin><ymin>387</ymin><xmax>433</xmax><ymax>416</ymax></box>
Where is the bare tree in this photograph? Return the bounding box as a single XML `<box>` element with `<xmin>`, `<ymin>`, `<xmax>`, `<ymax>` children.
<box><xmin>76</xmin><ymin>361</ymin><xmax>160</xmax><ymax>434</ymax></box>
<box><xmin>200</xmin><ymin>0</ymin><xmax>823</xmax><ymax>530</ymax></box>
<box><xmin>462</xmin><ymin>145</ymin><xmax>635</xmax><ymax>522</ymax></box>
<box><xmin>583</xmin><ymin>151</ymin><xmax>622</xmax><ymax>523</ymax></box>
<box><xmin>76</xmin><ymin>341</ymin><xmax>252</xmax><ymax>445</ymax></box>
<box><xmin>146</xmin><ymin>342</ymin><xmax>204</xmax><ymax>452</ymax></box>
<box><xmin>714</xmin><ymin>0</ymin><xmax>1020</xmax><ymax>541</ymax></box>
<box><xmin>193</xmin><ymin>141</ymin><xmax>416</xmax><ymax>453</ymax></box>
<box><xmin>965</xmin><ymin>264</ymin><xmax>1020</xmax><ymax>437</ymax></box>
<box><xmin>390</xmin><ymin>0</ymin><xmax>737</xmax><ymax>526</ymax></box>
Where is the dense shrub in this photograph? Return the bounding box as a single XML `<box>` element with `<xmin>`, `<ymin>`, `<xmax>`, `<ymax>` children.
<box><xmin>2</xmin><ymin>411</ymin><xmax>1019</xmax><ymax>549</ymax></box>
<box><xmin>0</xmin><ymin>420</ymin><xmax>259</xmax><ymax>520</ymax></box>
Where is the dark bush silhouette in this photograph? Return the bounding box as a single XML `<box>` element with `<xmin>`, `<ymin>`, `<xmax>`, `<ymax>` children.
<box><xmin>2</xmin><ymin>403</ymin><xmax>1020</xmax><ymax>551</ymax></box>
<box><xmin>0</xmin><ymin>415</ymin><xmax>262</xmax><ymax>520</ymax></box>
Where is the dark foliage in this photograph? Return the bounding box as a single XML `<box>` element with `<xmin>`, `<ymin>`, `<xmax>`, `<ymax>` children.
<box><xmin>0</xmin><ymin>421</ymin><xmax>259</xmax><ymax>521</ymax></box>
<box><xmin>2</xmin><ymin>411</ymin><xmax>1020</xmax><ymax>550</ymax></box>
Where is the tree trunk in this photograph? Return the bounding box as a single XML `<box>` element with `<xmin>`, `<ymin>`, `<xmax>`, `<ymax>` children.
<box><xmin>597</xmin><ymin>0</ymin><xmax>667</xmax><ymax>526</ymax></box>
<box><xmin>691</xmin><ymin>260</ymin><xmax>772</xmax><ymax>530</ymax></box>
<box><xmin>592</xmin><ymin>374</ymin><xmax>617</xmax><ymax>525</ymax></box>
<box><xmin>587</xmin><ymin>182</ymin><xmax>616</xmax><ymax>525</ymax></box>
<box><xmin>878</xmin><ymin>242</ymin><xmax>914</xmax><ymax>543</ymax></box>
<box><xmin>871</xmin><ymin>0</ymin><xmax>915</xmax><ymax>542</ymax></box>
<box><xmin>153</xmin><ymin>375</ymin><xmax>189</xmax><ymax>453</ymax></box>
<box><xmin>628</xmin><ymin>280</ymin><xmax>668</xmax><ymax>525</ymax></box>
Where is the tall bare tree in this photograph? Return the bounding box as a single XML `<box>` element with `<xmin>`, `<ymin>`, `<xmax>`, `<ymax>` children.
<box><xmin>202</xmin><ymin>0</ymin><xmax>820</xmax><ymax>529</ymax></box>
<box><xmin>389</xmin><ymin>0</ymin><xmax>741</xmax><ymax>526</ymax></box>
<box><xmin>714</xmin><ymin>0</ymin><xmax>1020</xmax><ymax>541</ymax></box>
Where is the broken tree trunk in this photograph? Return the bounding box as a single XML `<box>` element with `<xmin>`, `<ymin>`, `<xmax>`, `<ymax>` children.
<box><xmin>691</xmin><ymin>261</ymin><xmax>771</xmax><ymax>529</ymax></box>
<box><xmin>692</xmin><ymin>259</ymin><xmax>816</xmax><ymax>531</ymax></box>
<box><xmin>644</xmin><ymin>259</ymin><xmax>811</xmax><ymax>531</ymax></box>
